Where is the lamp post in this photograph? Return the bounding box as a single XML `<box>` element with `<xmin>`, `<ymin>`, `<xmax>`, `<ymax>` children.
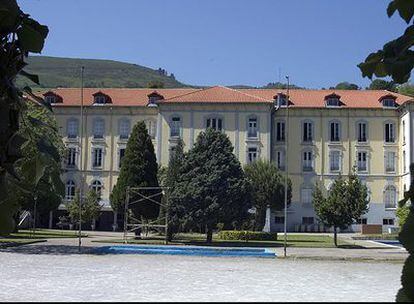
<box><xmin>283</xmin><ymin>75</ymin><xmax>290</xmax><ymax>258</ymax></box>
<box><xmin>78</xmin><ymin>66</ymin><xmax>84</xmax><ymax>252</ymax></box>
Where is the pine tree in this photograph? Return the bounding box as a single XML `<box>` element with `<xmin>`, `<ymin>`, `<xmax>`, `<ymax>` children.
<box><xmin>244</xmin><ymin>160</ymin><xmax>292</xmax><ymax>231</ymax></box>
<box><xmin>164</xmin><ymin>139</ymin><xmax>185</xmax><ymax>240</ymax></box>
<box><xmin>110</xmin><ymin>121</ymin><xmax>160</xmax><ymax>220</ymax></box>
<box><xmin>169</xmin><ymin>129</ymin><xmax>250</xmax><ymax>243</ymax></box>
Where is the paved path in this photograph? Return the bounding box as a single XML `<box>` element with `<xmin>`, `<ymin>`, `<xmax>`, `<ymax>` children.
<box><xmin>1</xmin><ymin>231</ymin><xmax>408</xmax><ymax>262</ymax></box>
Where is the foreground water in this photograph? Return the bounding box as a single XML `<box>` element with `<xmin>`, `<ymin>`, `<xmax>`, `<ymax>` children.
<box><xmin>0</xmin><ymin>252</ymin><xmax>402</xmax><ymax>302</ymax></box>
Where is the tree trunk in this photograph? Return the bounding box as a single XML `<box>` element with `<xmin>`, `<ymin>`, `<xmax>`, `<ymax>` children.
<box><xmin>206</xmin><ymin>228</ymin><xmax>213</xmax><ymax>243</ymax></box>
<box><xmin>334</xmin><ymin>226</ymin><xmax>338</xmax><ymax>247</ymax></box>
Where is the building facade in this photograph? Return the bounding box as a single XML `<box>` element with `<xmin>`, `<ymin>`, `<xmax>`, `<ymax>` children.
<box><xmin>45</xmin><ymin>86</ymin><xmax>413</xmax><ymax>232</ymax></box>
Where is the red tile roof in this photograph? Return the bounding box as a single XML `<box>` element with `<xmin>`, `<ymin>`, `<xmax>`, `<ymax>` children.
<box><xmin>44</xmin><ymin>86</ymin><xmax>413</xmax><ymax>109</ymax></box>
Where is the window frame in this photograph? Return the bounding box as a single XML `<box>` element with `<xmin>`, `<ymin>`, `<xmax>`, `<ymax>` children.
<box><xmin>67</xmin><ymin>118</ymin><xmax>79</xmax><ymax>139</ymax></box>
<box><xmin>384</xmin><ymin>185</ymin><xmax>397</xmax><ymax>209</ymax></box>
<box><xmin>247</xmin><ymin>146</ymin><xmax>259</xmax><ymax>164</ymax></box>
<box><xmin>329</xmin><ymin>150</ymin><xmax>342</xmax><ymax>173</ymax></box>
<box><xmin>247</xmin><ymin>115</ymin><xmax>259</xmax><ymax>139</ymax></box>
<box><xmin>356</xmin><ymin>120</ymin><xmax>368</xmax><ymax>143</ymax></box>
<box><xmin>93</xmin><ymin>118</ymin><xmax>105</xmax><ymax>139</ymax></box>
<box><xmin>92</xmin><ymin>147</ymin><xmax>104</xmax><ymax>168</ymax></box>
<box><xmin>384</xmin><ymin>121</ymin><xmax>396</xmax><ymax>143</ymax></box>
<box><xmin>302</xmin><ymin>120</ymin><xmax>314</xmax><ymax>143</ymax></box>
<box><xmin>275</xmin><ymin>120</ymin><xmax>286</xmax><ymax>143</ymax></box>
<box><xmin>118</xmin><ymin>118</ymin><xmax>130</xmax><ymax>140</ymax></box>
<box><xmin>205</xmin><ymin>115</ymin><xmax>224</xmax><ymax>132</ymax></box>
<box><xmin>329</xmin><ymin>120</ymin><xmax>341</xmax><ymax>142</ymax></box>
<box><xmin>357</xmin><ymin>150</ymin><xmax>368</xmax><ymax>173</ymax></box>
<box><xmin>170</xmin><ymin>115</ymin><xmax>182</xmax><ymax>138</ymax></box>
<box><xmin>302</xmin><ymin>149</ymin><xmax>314</xmax><ymax>172</ymax></box>
<box><xmin>65</xmin><ymin>180</ymin><xmax>76</xmax><ymax>201</ymax></box>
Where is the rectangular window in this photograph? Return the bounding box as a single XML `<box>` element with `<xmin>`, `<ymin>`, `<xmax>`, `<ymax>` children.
<box><xmin>385</xmin><ymin>151</ymin><xmax>396</xmax><ymax>173</ymax></box>
<box><xmin>303</xmin><ymin>151</ymin><xmax>313</xmax><ymax>171</ymax></box>
<box><xmin>119</xmin><ymin>148</ymin><xmax>125</xmax><ymax>169</ymax></box>
<box><xmin>207</xmin><ymin>117</ymin><xmax>223</xmax><ymax>131</ymax></box>
<box><xmin>301</xmin><ymin>188</ymin><xmax>313</xmax><ymax>204</ymax></box>
<box><xmin>357</xmin><ymin>151</ymin><xmax>367</xmax><ymax>172</ymax></box>
<box><xmin>94</xmin><ymin>120</ymin><xmax>104</xmax><ymax>139</ymax></box>
<box><xmin>403</xmin><ymin>150</ymin><xmax>406</xmax><ymax>173</ymax></box>
<box><xmin>170</xmin><ymin>117</ymin><xmax>181</xmax><ymax>137</ymax></box>
<box><xmin>67</xmin><ymin>120</ymin><xmax>78</xmax><ymax>138</ymax></box>
<box><xmin>92</xmin><ymin>148</ymin><xmax>103</xmax><ymax>168</ymax></box>
<box><xmin>67</xmin><ymin>148</ymin><xmax>76</xmax><ymax>167</ymax></box>
<box><xmin>358</xmin><ymin>122</ymin><xmax>367</xmax><ymax>142</ymax></box>
<box><xmin>276</xmin><ymin>121</ymin><xmax>285</xmax><ymax>142</ymax></box>
<box><xmin>248</xmin><ymin>147</ymin><xmax>258</xmax><ymax>164</ymax></box>
<box><xmin>330</xmin><ymin>151</ymin><xmax>341</xmax><ymax>172</ymax></box>
<box><xmin>385</xmin><ymin>123</ymin><xmax>395</xmax><ymax>143</ymax></box>
<box><xmin>383</xmin><ymin>218</ymin><xmax>395</xmax><ymax>226</ymax></box>
<box><xmin>248</xmin><ymin>117</ymin><xmax>258</xmax><ymax>138</ymax></box>
<box><xmin>275</xmin><ymin>216</ymin><xmax>285</xmax><ymax>224</ymax></box>
<box><xmin>146</xmin><ymin>120</ymin><xmax>156</xmax><ymax>139</ymax></box>
<box><xmin>276</xmin><ymin>150</ymin><xmax>285</xmax><ymax>170</ymax></box>
<box><xmin>330</xmin><ymin>122</ymin><xmax>340</xmax><ymax>142</ymax></box>
<box><xmin>119</xmin><ymin>120</ymin><xmax>130</xmax><ymax>139</ymax></box>
<box><xmin>356</xmin><ymin>218</ymin><xmax>367</xmax><ymax>225</ymax></box>
<box><xmin>303</xmin><ymin>122</ymin><xmax>313</xmax><ymax>142</ymax></box>
<box><xmin>302</xmin><ymin>217</ymin><xmax>314</xmax><ymax>225</ymax></box>
<box><xmin>403</xmin><ymin>121</ymin><xmax>406</xmax><ymax>144</ymax></box>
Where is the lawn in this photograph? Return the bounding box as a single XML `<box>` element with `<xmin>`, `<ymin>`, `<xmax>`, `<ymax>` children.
<box><xmin>0</xmin><ymin>229</ymin><xmax>88</xmax><ymax>248</ymax></box>
<box><xmin>92</xmin><ymin>233</ymin><xmax>362</xmax><ymax>249</ymax></box>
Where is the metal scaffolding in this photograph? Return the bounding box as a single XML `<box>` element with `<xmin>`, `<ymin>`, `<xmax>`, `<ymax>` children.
<box><xmin>123</xmin><ymin>186</ymin><xmax>170</xmax><ymax>244</ymax></box>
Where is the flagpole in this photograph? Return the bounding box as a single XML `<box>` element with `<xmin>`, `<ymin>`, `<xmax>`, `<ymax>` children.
<box><xmin>283</xmin><ymin>75</ymin><xmax>290</xmax><ymax>258</ymax></box>
<box><xmin>78</xmin><ymin>66</ymin><xmax>84</xmax><ymax>252</ymax></box>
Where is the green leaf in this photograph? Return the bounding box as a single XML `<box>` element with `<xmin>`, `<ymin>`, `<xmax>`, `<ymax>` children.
<box><xmin>16</xmin><ymin>18</ymin><xmax>49</xmax><ymax>53</ymax></box>
<box><xmin>391</xmin><ymin>0</ymin><xmax>414</xmax><ymax>23</ymax></box>
<box><xmin>20</xmin><ymin>153</ymin><xmax>48</xmax><ymax>186</ymax></box>
<box><xmin>387</xmin><ymin>1</ymin><xmax>397</xmax><ymax>18</ymax></box>
<box><xmin>19</xmin><ymin>69</ymin><xmax>39</xmax><ymax>85</ymax></box>
<box><xmin>23</xmin><ymin>86</ymin><xmax>52</xmax><ymax>111</ymax></box>
<box><xmin>37</xmin><ymin>137</ymin><xmax>60</xmax><ymax>161</ymax></box>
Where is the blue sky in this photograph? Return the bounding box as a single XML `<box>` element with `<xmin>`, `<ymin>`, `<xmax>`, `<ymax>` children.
<box><xmin>19</xmin><ymin>0</ymin><xmax>408</xmax><ymax>89</ymax></box>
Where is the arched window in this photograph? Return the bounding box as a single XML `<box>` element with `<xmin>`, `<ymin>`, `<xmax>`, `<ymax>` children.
<box><xmin>119</xmin><ymin>119</ymin><xmax>130</xmax><ymax>139</ymax></box>
<box><xmin>145</xmin><ymin>120</ymin><xmax>157</xmax><ymax>139</ymax></box>
<box><xmin>65</xmin><ymin>180</ymin><xmax>76</xmax><ymax>201</ymax></box>
<box><xmin>93</xmin><ymin>118</ymin><xmax>105</xmax><ymax>139</ymax></box>
<box><xmin>384</xmin><ymin>185</ymin><xmax>397</xmax><ymax>209</ymax></box>
<box><xmin>67</xmin><ymin>118</ymin><xmax>79</xmax><ymax>138</ymax></box>
<box><xmin>91</xmin><ymin>180</ymin><xmax>102</xmax><ymax>197</ymax></box>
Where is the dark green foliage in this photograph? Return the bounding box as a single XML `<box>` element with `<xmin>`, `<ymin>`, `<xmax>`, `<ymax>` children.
<box><xmin>367</xmin><ymin>79</ymin><xmax>397</xmax><ymax>91</ymax></box>
<box><xmin>331</xmin><ymin>82</ymin><xmax>360</xmax><ymax>90</ymax></box>
<box><xmin>110</xmin><ymin>121</ymin><xmax>160</xmax><ymax>219</ymax></box>
<box><xmin>169</xmin><ymin>129</ymin><xmax>251</xmax><ymax>243</ymax></box>
<box><xmin>313</xmin><ymin>170</ymin><xmax>369</xmax><ymax>247</ymax></box>
<box><xmin>396</xmin><ymin>164</ymin><xmax>414</xmax><ymax>302</ymax></box>
<box><xmin>0</xmin><ymin>0</ymin><xmax>50</xmax><ymax>234</ymax></box>
<box><xmin>164</xmin><ymin>140</ymin><xmax>185</xmax><ymax>240</ymax></box>
<box><xmin>12</xmin><ymin>102</ymin><xmax>65</xmax><ymax>218</ymax></box>
<box><xmin>16</xmin><ymin>56</ymin><xmax>188</xmax><ymax>89</ymax></box>
<box><xmin>244</xmin><ymin>160</ymin><xmax>292</xmax><ymax>231</ymax></box>
<box><xmin>218</xmin><ymin>230</ymin><xmax>278</xmax><ymax>241</ymax></box>
<box><xmin>359</xmin><ymin>1</ymin><xmax>414</xmax><ymax>83</ymax></box>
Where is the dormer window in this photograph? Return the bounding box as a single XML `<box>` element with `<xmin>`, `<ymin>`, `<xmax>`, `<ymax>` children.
<box><xmin>93</xmin><ymin>92</ymin><xmax>111</xmax><ymax>105</ymax></box>
<box><xmin>43</xmin><ymin>91</ymin><xmax>62</xmax><ymax>104</ymax></box>
<box><xmin>325</xmin><ymin>93</ymin><xmax>341</xmax><ymax>107</ymax></box>
<box><xmin>45</xmin><ymin>95</ymin><xmax>56</xmax><ymax>104</ymax></box>
<box><xmin>379</xmin><ymin>94</ymin><xmax>397</xmax><ymax>108</ymax></box>
<box><xmin>94</xmin><ymin>95</ymin><xmax>106</xmax><ymax>104</ymax></box>
<box><xmin>147</xmin><ymin>91</ymin><xmax>164</xmax><ymax>106</ymax></box>
<box><xmin>274</xmin><ymin>93</ymin><xmax>288</xmax><ymax>107</ymax></box>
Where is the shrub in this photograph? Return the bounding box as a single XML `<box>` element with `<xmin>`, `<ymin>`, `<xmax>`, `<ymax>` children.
<box><xmin>218</xmin><ymin>230</ymin><xmax>277</xmax><ymax>241</ymax></box>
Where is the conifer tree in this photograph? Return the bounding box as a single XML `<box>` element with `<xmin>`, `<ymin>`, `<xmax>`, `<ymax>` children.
<box><xmin>169</xmin><ymin>129</ymin><xmax>250</xmax><ymax>243</ymax></box>
<box><xmin>110</xmin><ymin>121</ymin><xmax>160</xmax><ymax>220</ymax></box>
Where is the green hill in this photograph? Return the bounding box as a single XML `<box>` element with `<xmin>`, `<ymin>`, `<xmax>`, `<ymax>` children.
<box><xmin>16</xmin><ymin>56</ymin><xmax>189</xmax><ymax>89</ymax></box>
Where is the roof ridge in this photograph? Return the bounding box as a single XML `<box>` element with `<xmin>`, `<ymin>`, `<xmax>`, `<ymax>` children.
<box><xmin>219</xmin><ymin>86</ymin><xmax>273</xmax><ymax>102</ymax></box>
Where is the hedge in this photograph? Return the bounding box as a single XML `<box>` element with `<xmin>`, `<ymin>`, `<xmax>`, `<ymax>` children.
<box><xmin>217</xmin><ymin>230</ymin><xmax>278</xmax><ymax>241</ymax></box>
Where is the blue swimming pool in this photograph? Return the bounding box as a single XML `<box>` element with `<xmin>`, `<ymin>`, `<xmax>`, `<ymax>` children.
<box><xmin>95</xmin><ymin>245</ymin><xmax>276</xmax><ymax>258</ymax></box>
